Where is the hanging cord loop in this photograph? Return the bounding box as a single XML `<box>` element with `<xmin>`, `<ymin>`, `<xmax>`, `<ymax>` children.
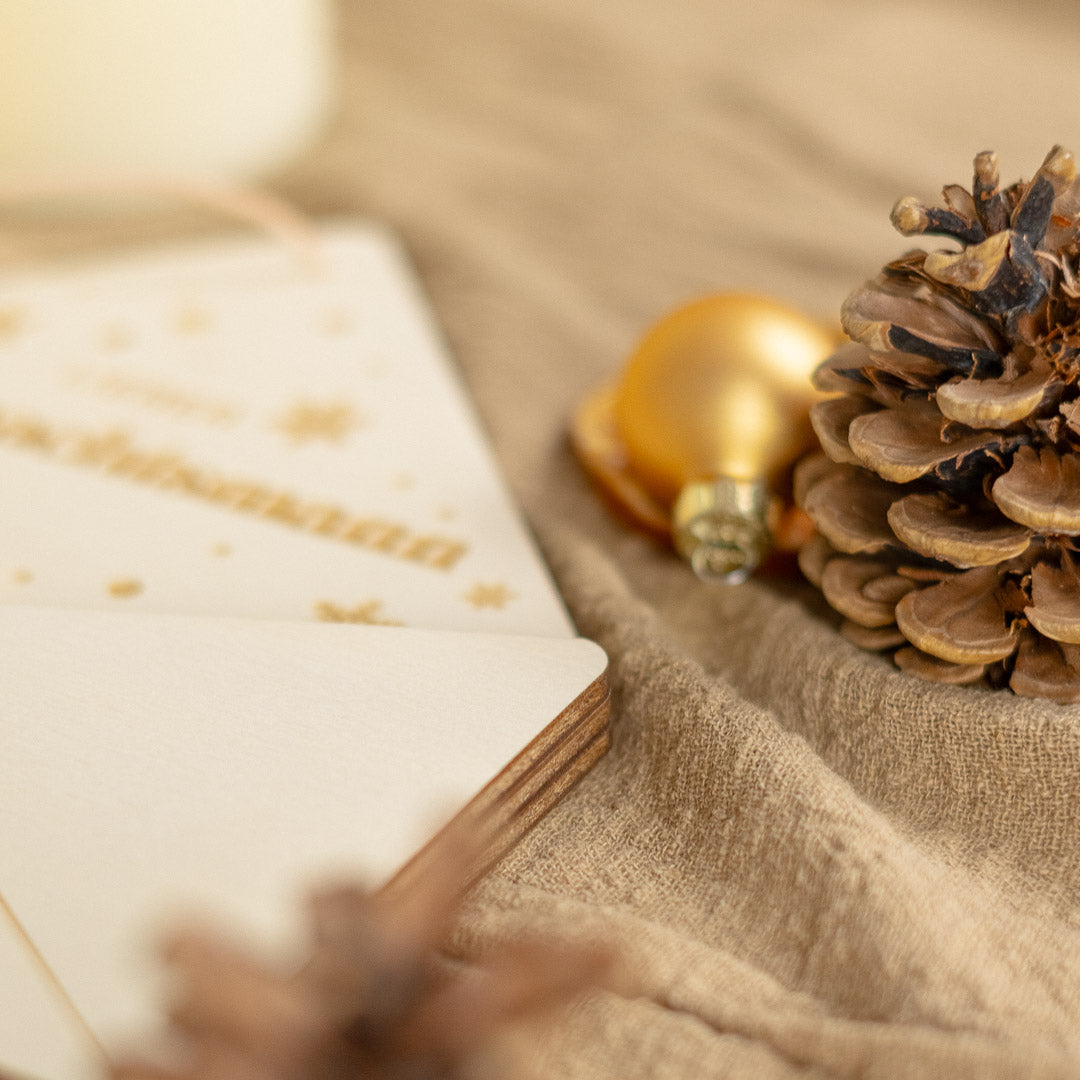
<box><xmin>0</xmin><ymin>171</ymin><xmax>324</xmax><ymax>272</ymax></box>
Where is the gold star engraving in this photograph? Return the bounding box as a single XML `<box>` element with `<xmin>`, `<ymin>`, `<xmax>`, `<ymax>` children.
<box><xmin>463</xmin><ymin>582</ymin><xmax>515</xmax><ymax>610</ymax></box>
<box><xmin>11</xmin><ymin>569</ymin><xmax>32</xmax><ymax>585</ymax></box>
<box><xmin>276</xmin><ymin>400</ymin><xmax>363</xmax><ymax>446</ymax></box>
<box><xmin>314</xmin><ymin>599</ymin><xmax>403</xmax><ymax>626</ymax></box>
<box><xmin>174</xmin><ymin>305</ymin><xmax>213</xmax><ymax>335</ymax></box>
<box><xmin>0</xmin><ymin>307</ymin><xmax>25</xmax><ymax>341</ymax></box>
<box><xmin>107</xmin><ymin>578</ymin><xmax>143</xmax><ymax>599</ymax></box>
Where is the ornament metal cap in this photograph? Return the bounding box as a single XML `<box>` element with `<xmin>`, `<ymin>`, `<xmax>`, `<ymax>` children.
<box><xmin>672</xmin><ymin>477</ymin><xmax>773</xmax><ymax>585</ymax></box>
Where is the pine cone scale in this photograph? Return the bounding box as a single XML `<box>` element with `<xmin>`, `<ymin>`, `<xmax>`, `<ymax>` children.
<box><xmin>935</xmin><ymin>365</ymin><xmax>1049</xmax><ymax>428</ymax></box>
<box><xmin>894</xmin><ymin>566</ymin><xmax>1019</xmax><ymax>665</ymax></box>
<box><xmin>809</xmin><ymin>396</ymin><xmax>876</xmax><ymax>464</ymax></box>
<box><xmin>1010</xmin><ymin>635</ymin><xmax>1080</xmax><ymax>703</ymax></box>
<box><xmin>821</xmin><ymin>557</ymin><xmax>915</xmax><ymax>628</ymax></box>
<box><xmin>895</xmin><ymin>645</ymin><xmax>986</xmax><ymax>685</ymax></box>
<box><xmin>1025</xmin><ymin>559</ymin><xmax>1080</xmax><ymax>644</ymax></box>
<box><xmin>841</xmin><ymin>621</ymin><xmax>907</xmax><ymax>651</ymax></box>
<box><xmin>841</xmin><ymin>281</ymin><xmax>1000</xmax><ymax>365</ymax></box>
<box><xmin>846</xmin><ymin>401</ymin><xmax>1017</xmax><ymax>484</ymax></box>
<box><xmin>799</xmin><ymin>463</ymin><xmax>896</xmax><ymax>555</ymax></box>
<box><xmin>886</xmin><ymin>492</ymin><xmax>1031</xmax><ymax>568</ymax></box>
<box><xmin>991</xmin><ymin>446</ymin><xmax>1080</xmax><ymax>532</ymax></box>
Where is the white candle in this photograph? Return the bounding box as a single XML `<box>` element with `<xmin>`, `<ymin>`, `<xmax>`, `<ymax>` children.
<box><xmin>0</xmin><ymin>0</ymin><xmax>336</xmax><ymax>182</ymax></box>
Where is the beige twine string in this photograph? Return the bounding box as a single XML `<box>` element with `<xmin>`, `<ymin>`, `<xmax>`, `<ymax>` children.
<box><xmin>0</xmin><ymin>171</ymin><xmax>325</xmax><ymax>272</ymax></box>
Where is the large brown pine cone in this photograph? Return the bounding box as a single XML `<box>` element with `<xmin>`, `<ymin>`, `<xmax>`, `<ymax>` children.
<box><xmin>796</xmin><ymin>146</ymin><xmax>1080</xmax><ymax>703</ymax></box>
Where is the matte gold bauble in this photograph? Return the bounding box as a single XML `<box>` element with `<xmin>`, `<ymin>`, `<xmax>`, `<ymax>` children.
<box><xmin>572</xmin><ymin>293</ymin><xmax>834</xmax><ymax>583</ymax></box>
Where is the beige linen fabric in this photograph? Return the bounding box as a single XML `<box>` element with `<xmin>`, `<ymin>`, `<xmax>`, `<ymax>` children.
<box><xmin>6</xmin><ymin>0</ymin><xmax>1080</xmax><ymax>1075</ymax></box>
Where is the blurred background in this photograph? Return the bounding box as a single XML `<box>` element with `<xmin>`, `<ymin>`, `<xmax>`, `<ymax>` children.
<box><xmin>1</xmin><ymin>0</ymin><xmax>1078</xmax><ymax>496</ymax></box>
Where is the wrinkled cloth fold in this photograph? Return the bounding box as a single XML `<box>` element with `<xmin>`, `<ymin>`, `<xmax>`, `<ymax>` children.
<box><xmin>460</xmin><ymin>531</ymin><xmax>1080</xmax><ymax>1076</ymax></box>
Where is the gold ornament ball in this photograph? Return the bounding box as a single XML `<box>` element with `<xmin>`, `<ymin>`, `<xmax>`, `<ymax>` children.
<box><xmin>611</xmin><ymin>293</ymin><xmax>834</xmax><ymax>582</ymax></box>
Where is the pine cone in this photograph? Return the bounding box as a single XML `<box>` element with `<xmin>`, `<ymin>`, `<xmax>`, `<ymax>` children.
<box><xmin>796</xmin><ymin>146</ymin><xmax>1080</xmax><ymax>703</ymax></box>
<box><xmin>111</xmin><ymin>835</ymin><xmax>612</xmax><ymax>1080</ymax></box>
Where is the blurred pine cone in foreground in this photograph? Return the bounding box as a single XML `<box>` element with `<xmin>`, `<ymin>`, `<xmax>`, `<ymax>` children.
<box><xmin>111</xmin><ymin>839</ymin><xmax>612</xmax><ymax>1080</ymax></box>
<box><xmin>796</xmin><ymin>146</ymin><xmax>1080</xmax><ymax>702</ymax></box>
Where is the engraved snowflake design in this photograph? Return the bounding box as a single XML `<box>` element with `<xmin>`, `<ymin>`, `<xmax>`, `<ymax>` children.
<box><xmin>275</xmin><ymin>400</ymin><xmax>364</xmax><ymax>446</ymax></box>
<box><xmin>462</xmin><ymin>582</ymin><xmax>516</xmax><ymax>610</ymax></box>
<box><xmin>314</xmin><ymin>599</ymin><xmax>403</xmax><ymax>626</ymax></box>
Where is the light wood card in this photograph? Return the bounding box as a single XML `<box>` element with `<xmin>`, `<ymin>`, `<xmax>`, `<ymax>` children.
<box><xmin>0</xmin><ymin>225</ymin><xmax>610</xmax><ymax>1079</ymax></box>
<box><xmin>0</xmin><ymin>223</ymin><xmax>574</xmax><ymax>637</ymax></box>
<box><xmin>0</xmin><ymin>607</ymin><xmax>609</xmax><ymax>1080</ymax></box>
